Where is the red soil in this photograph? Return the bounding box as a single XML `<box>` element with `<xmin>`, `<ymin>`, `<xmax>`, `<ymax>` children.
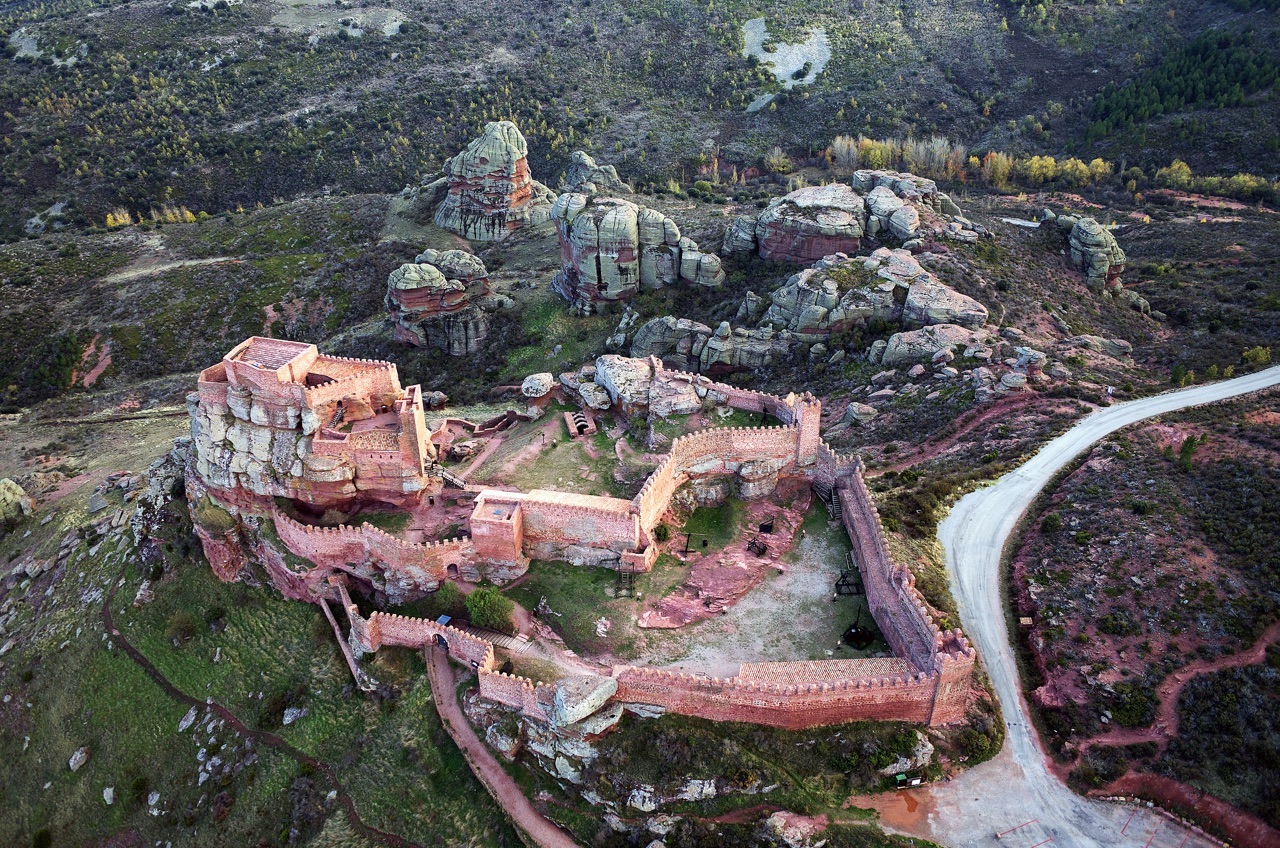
<box><xmin>1098</xmin><ymin>773</ymin><xmax>1280</xmax><ymax>848</ymax></box>
<box><xmin>639</xmin><ymin>482</ymin><xmax>810</xmax><ymax>629</ymax></box>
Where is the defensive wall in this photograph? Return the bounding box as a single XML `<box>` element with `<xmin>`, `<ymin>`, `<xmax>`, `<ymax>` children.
<box><xmin>197</xmin><ymin>344</ymin><xmax>976</xmax><ymax>728</ymax></box>
<box><xmin>271</xmin><ymin>508</ymin><xmax>474</xmax><ymax>595</ymax></box>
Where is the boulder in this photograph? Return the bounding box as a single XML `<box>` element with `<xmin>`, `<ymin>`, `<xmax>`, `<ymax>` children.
<box><xmin>578</xmin><ymin>382</ymin><xmax>612</xmax><ymax>411</ymax></box>
<box><xmin>881</xmin><ymin>324</ymin><xmax>982</xmax><ymax>367</ymax></box>
<box><xmin>593</xmin><ymin>355</ymin><xmax>653</xmax><ymax>412</ymax></box>
<box><xmin>630</xmin><ymin>316</ymin><xmax>785</xmax><ymax>374</ymax></box>
<box><xmin>721</xmin><ymin>215</ymin><xmax>759</xmax><ymax>255</ymax></box>
<box><xmin>1068</xmin><ymin>217</ymin><xmax>1126</xmax><ymax>289</ymax></box>
<box><xmin>69</xmin><ymin>746</ymin><xmax>90</xmax><ymax>772</ymax></box>
<box><xmin>551</xmin><ymin>675</ymin><xmax>618</xmax><ymax>726</ymax></box>
<box><xmin>386</xmin><ymin>250</ymin><xmax>493</xmax><ymax>355</ymax></box>
<box><xmin>865</xmin><ymin>185</ymin><xmax>904</xmax><ymax>219</ymax></box>
<box><xmin>563</xmin><ymin>150</ymin><xmax>632</xmax><ymax>195</ymax></box>
<box><xmin>753</xmin><ymin>183</ymin><xmax>866</xmax><ymax>263</ymax></box>
<box><xmin>521</xmin><ymin>373</ymin><xmax>555</xmax><ymax>398</ymax></box>
<box><xmin>889</xmin><ymin>205</ymin><xmax>920</xmax><ymax>240</ymax></box>
<box><xmin>760</xmin><ymin>250</ymin><xmax>986</xmax><ymax>341</ymax></box>
<box><xmin>0</xmin><ymin>479</ymin><xmax>34</xmax><ymax>528</ymax></box>
<box><xmin>429</xmin><ymin>121</ymin><xmax>555</xmax><ymax>241</ymax></box>
<box><xmin>841</xmin><ymin>402</ymin><xmax>878</xmax><ymax>425</ymax></box>
<box><xmin>901</xmin><ymin>275</ymin><xmax>988</xmax><ymax>330</ymax></box>
<box><xmin>550</xmin><ymin>195</ymin><xmax>723</xmax><ymax>305</ymax></box>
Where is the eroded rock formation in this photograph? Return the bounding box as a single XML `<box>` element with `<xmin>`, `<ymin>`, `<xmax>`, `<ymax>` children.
<box><xmin>386</xmin><ymin>249</ymin><xmax>497</xmax><ymax>355</ymax></box>
<box><xmin>0</xmin><ymin>478</ymin><xmax>34</xmax><ymax>530</ymax></box>
<box><xmin>759</xmin><ymin>249</ymin><xmax>987</xmax><ymax>342</ymax></box>
<box><xmin>630</xmin><ymin>317</ymin><xmax>789</xmax><ymax>374</ymax></box>
<box><xmin>550</xmin><ymin>194</ymin><xmax>724</xmax><ymax>307</ymax></box>
<box><xmin>748</xmin><ymin>183</ymin><xmax>867</xmax><ymax>263</ymax></box>
<box><xmin>421</xmin><ymin>121</ymin><xmax>555</xmax><ymax>241</ymax></box>
<box><xmin>1068</xmin><ymin>217</ymin><xmax>1126</xmax><ymax>289</ymax></box>
<box><xmin>725</xmin><ymin>169</ymin><xmax>968</xmax><ymax>262</ymax></box>
<box><xmin>562</xmin><ymin>150</ymin><xmax>632</xmax><ymax>195</ymax></box>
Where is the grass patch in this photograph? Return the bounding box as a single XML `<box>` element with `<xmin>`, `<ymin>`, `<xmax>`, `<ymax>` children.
<box><xmin>682</xmin><ymin>498</ymin><xmax>746</xmax><ymax>550</ymax></box>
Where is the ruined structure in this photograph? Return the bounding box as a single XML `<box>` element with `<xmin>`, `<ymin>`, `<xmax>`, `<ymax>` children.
<box><xmin>386</xmin><ymin>248</ymin><xmax>496</xmax><ymax>355</ymax></box>
<box><xmin>421</xmin><ymin>121</ymin><xmax>555</xmax><ymax>242</ymax></box>
<box><xmin>550</xmin><ymin>194</ymin><xmax>724</xmax><ymax>307</ymax></box>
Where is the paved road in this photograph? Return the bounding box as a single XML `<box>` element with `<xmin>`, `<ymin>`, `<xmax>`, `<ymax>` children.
<box><xmin>866</xmin><ymin>366</ymin><xmax>1280</xmax><ymax>848</ymax></box>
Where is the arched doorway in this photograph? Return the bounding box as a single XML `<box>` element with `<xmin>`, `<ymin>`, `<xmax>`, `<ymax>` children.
<box><xmin>446</xmin><ymin>563</ymin><xmax>459</xmax><ymax>579</ymax></box>
<box><xmin>434</xmin><ymin>633</ymin><xmax>449</xmax><ymax>652</ymax></box>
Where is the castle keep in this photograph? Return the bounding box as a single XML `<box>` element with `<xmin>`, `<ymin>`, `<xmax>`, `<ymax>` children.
<box><xmin>188</xmin><ymin>338</ymin><xmax>976</xmax><ymax>729</ymax></box>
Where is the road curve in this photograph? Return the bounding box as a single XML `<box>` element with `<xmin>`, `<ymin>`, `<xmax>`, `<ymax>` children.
<box><xmin>880</xmin><ymin>366</ymin><xmax>1280</xmax><ymax>848</ymax></box>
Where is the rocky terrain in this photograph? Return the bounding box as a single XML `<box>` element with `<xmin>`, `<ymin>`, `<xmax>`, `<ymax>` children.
<box><xmin>1</xmin><ymin>1</ymin><xmax>1279</xmax><ymax>842</ymax></box>
<box><xmin>1012</xmin><ymin>389</ymin><xmax>1280</xmax><ymax>831</ymax></box>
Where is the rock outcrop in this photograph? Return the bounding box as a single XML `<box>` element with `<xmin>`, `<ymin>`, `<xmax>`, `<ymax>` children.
<box><xmin>0</xmin><ymin>478</ymin><xmax>34</xmax><ymax>530</ymax></box>
<box><xmin>549</xmin><ymin>194</ymin><xmax>724</xmax><ymax>306</ymax></box>
<box><xmin>630</xmin><ymin>316</ymin><xmax>789</xmax><ymax>374</ymax></box>
<box><xmin>421</xmin><ymin>121</ymin><xmax>555</xmax><ymax>241</ymax></box>
<box><xmin>1068</xmin><ymin>217</ymin><xmax>1126</xmax><ymax>289</ymax></box>
<box><xmin>386</xmin><ymin>249</ymin><xmax>497</xmax><ymax>355</ymax></box>
<box><xmin>878</xmin><ymin>324</ymin><xmax>988</xmax><ymax>367</ymax></box>
<box><xmin>759</xmin><ymin>249</ymin><xmax>987</xmax><ymax>342</ymax></box>
<box><xmin>750</xmin><ymin>183</ymin><xmax>867</xmax><ymax>263</ymax></box>
<box><xmin>551</xmin><ymin>675</ymin><xmax>619</xmax><ymax>726</ymax></box>
<box><xmin>726</xmin><ymin>169</ymin><xmax>964</xmax><ymax>262</ymax></box>
<box><xmin>562</xmin><ymin>150</ymin><xmax>632</xmax><ymax>195</ymax></box>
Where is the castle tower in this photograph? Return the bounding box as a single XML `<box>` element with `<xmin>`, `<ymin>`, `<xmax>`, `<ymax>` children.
<box><xmin>793</xmin><ymin>391</ymin><xmax>823</xmax><ymax>467</ymax></box>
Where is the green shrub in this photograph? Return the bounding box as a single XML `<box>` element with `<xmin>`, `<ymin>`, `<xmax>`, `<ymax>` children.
<box><xmin>433</xmin><ymin>581</ymin><xmax>465</xmax><ymax>618</ymax></box>
<box><xmin>465</xmin><ymin>587</ymin><xmax>515</xmax><ymax>633</ymax></box>
<box><xmin>1041</xmin><ymin>512</ymin><xmax>1062</xmax><ymax>533</ymax></box>
<box><xmin>1110</xmin><ymin>682</ymin><xmax>1157</xmax><ymax>727</ymax></box>
<box><xmin>165</xmin><ymin>611</ymin><xmax>198</xmax><ymax>644</ymax></box>
<box><xmin>652</xmin><ymin>523</ymin><xmax>671</xmax><ymax>543</ymax></box>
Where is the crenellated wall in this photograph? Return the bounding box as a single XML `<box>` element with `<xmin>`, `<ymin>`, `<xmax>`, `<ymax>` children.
<box><xmin>193</xmin><ymin>341</ymin><xmax>978</xmax><ymax>731</ymax></box>
<box><xmin>478</xmin><ymin>669</ymin><xmax>550</xmax><ymax>721</ymax></box>
<box><xmin>632</xmin><ymin>425</ymin><xmax>801</xmax><ymax>532</ymax></box>
<box><xmin>271</xmin><ymin>508</ymin><xmax>471</xmax><ymax>596</ymax></box>
<box><xmin>612</xmin><ymin>664</ymin><xmax>941</xmax><ymax>728</ymax></box>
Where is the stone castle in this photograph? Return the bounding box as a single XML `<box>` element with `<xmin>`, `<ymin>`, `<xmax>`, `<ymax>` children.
<box><xmin>187</xmin><ymin>336</ymin><xmax>975</xmax><ymax>729</ymax></box>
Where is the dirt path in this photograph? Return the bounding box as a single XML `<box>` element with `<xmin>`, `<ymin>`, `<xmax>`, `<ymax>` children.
<box><xmin>849</xmin><ymin>365</ymin><xmax>1280</xmax><ymax>848</ymax></box>
<box><xmin>103</xmin><ymin>256</ymin><xmax>241</xmax><ymax>283</ymax></box>
<box><xmin>1080</xmin><ymin>620</ymin><xmax>1280</xmax><ymax>754</ymax></box>
<box><xmin>425</xmin><ymin>649</ymin><xmax>580</xmax><ymax>848</ymax></box>
<box><xmin>102</xmin><ymin>567</ymin><xmax>421</xmax><ymax>848</ymax></box>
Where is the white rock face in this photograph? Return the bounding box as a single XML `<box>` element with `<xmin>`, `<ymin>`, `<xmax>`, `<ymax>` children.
<box><xmin>550</xmin><ymin>194</ymin><xmax>723</xmax><ymax>305</ymax></box>
<box><xmin>69</xmin><ymin>746</ymin><xmax>90</xmax><ymax>771</ymax></box>
<box><xmin>550</xmin><ymin>674</ymin><xmax>618</xmax><ymax>726</ymax></box>
<box><xmin>881</xmin><ymin>324</ymin><xmax>984</xmax><ymax>367</ymax></box>
<box><xmin>593</xmin><ymin>355</ymin><xmax>654</xmax><ymax>411</ymax></box>
<box><xmin>0</xmin><ymin>478</ymin><xmax>34</xmax><ymax>527</ymax></box>
<box><xmin>521</xmin><ymin>373</ymin><xmax>555</xmax><ymax>398</ymax></box>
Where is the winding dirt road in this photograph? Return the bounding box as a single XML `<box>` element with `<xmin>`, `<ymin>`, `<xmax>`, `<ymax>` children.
<box><xmin>862</xmin><ymin>365</ymin><xmax>1280</xmax><ymax>848</ymax></box>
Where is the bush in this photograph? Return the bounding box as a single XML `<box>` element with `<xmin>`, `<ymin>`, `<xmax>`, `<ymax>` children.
<box><xmin>652</xmin><ymin>523</ymin><xmax>671</xmax><ymax>543</ymax></box>
<box><xmin>432</xmin><ymin>581</ymin><xmax>465</xmax><ymax>618</ymax></box>
<box><xmin>956</xmin><ymin>727</ymin><xmax>990</xmax><ymax>758</ymax></box>
<box><xmin>1110</xmin><ymin>682</ymin><xmax>1157</xmax><ymax>727</ymax></box>
<box><xmin>1041</xmin><ymin>512</ymin><xmax>1062</xmax><ymax>533</ymax></box>
<box><xmin>165</xmin><ymin>611</ymin><xmax>198</xmax><ymax>644</ymax></box>
<box><xmin>465</xmin><ymin>587</ymin><xmax>515</xmax><ymax>633</ymax></box>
